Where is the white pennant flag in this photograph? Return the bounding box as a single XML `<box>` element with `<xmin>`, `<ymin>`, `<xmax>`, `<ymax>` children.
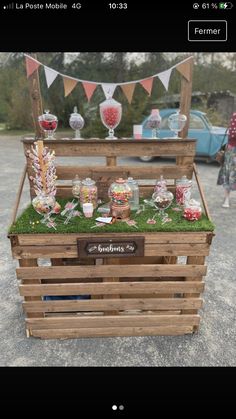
<box><xmin>101</xmin><ymin>83</ymin><xmax>117</xmax><ymax>99</ymax></box>
<box><xmin>44</xmin><ymin>66</ymin><xmax>58</xmax><ymax>88</ymax></box>
<box><xmin>157</xmin><ymin>68</ymin><xmax>172</xmax><ymax>91</ymax></box>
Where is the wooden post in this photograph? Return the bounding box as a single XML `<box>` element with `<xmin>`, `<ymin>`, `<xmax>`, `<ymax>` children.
<box><xmin>179</xmin><ymin>56</ymin><xmax>194</xmax><ymax>139</ymax></box>
<box><xmin>27</xmin><ymin>53</ymin><xmax>44</xmax><ymax>139</ymax></box>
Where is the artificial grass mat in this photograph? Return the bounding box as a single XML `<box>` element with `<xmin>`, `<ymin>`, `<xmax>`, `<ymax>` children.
<box><xmin>9</xmin><ymin>198</ymin><xmax>215</xmax><ymax>234</ymax></box>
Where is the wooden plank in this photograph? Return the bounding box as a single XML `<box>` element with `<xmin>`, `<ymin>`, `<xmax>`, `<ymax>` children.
<box><xmin>27</xmin><ymin>53</ymin><xmax>44</xmax><ymax>139</ymax></box>
<box><xmin>19</xmin><ymin>281</ymin><xmax>205</xmax><ymax>296</ymax></box>
<box><xmin>183</xmin><ymin>256</ymin><xmax>205</xmax><ymax>320</ymax></box>
<box><xmin>106</xmin><ymin>156</ymin><xmax>116</xmax><ymax>166</ymax></box>
<box><xmin>10</xmin><ymin>164</ymin><xmax>27</xmax><ymax>226</ymax></box>
<box><xmin>31</xmin><ymin>325</ymin><xmax>194</xmax><ymax>338</ymax></box>
<box><xmin>12</xmin><ymin>243</ymin><xmax>210</xmax><ymax>259</ymax></box>
<box><xmin>19</xmin><ymin>259</ymin><xmax>43</xmax><ymax>319</ymax></box>
<box><xmin>26</xmin><ymin>314</ymin><xmax>200</xmax><ymax>329</ymax></box>
<box><xmin>16</xmin><ymin>232</ymin><xmax>210</xmax><ymax>246</ymax></box>
<box><xmin>16</xmin><ymin>264</ymin><xmax>207</xmax><ymax>280</ymax></box>
<box><xmin>193</xmin><ymin>163</ymin><xmax>211</xmax><ymax>221</ymax></box>
<box><xmin>38</xmin><ymin>165</ymin><xmax>194</xmax><ymax>181</ymax></box>
<box><xmin>23</xmin><ymin>298</ymin><xmax>203</xmax><ymax>313</ymax></box>
<box><xmin>23</xmin><ymin>139</ymin><xmax>196</xmax><ymax>157</ymax></box>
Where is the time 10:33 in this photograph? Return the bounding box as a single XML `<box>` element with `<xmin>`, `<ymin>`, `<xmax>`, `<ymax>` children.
<box><xmin>109</xmin><ymin>3</ymin><xmax>128</xmax><ymax>9</ymax></box>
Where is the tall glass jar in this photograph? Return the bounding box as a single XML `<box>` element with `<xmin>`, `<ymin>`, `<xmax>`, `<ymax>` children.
<box><xmin>108</xmin><ymin>178</ymin><xmax>132</xmax><ymax>220</ymax></box>
<box><xmin>176</xmin><ymin>175</ymin><xmax>192</xmax><ymax>205</ymax></box>
<box><xmin>72</xmin><ymin>175</ymin><xmax>81</xmax><ymax>199</ymax></box>
<box><xmin>127</xmin><ymin>177</ymin><xmax>139</xmax><ymax>210</ymax></box>
<box><xmin>69</xmin><ymin>106</ymin><xmax>84</xmax><ymax>138</ymax></box>
<box><xmin>80</xmin><ymin>178</ymin><xmax>98</xmax><ymax>209</ymax></box>
<box><xmin>99</xmin><ymin>98</ymin><xmax>122</xmax><ymax>140</ymax></box>
<box><xmin>154</xmin><ymin>175</ymin><xmax>167</xmax><ymax>194</ymax></box>
<box><xmin>145</xmin><ymin>109</ymin><xmax>162</xmax><ymax>139</ymax></box>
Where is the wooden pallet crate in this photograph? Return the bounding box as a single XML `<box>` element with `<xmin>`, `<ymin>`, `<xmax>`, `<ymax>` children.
<box><xmin>8</xmin><ymin>138</ymin><xmax>214</xmax><ymax>339</ymax></box>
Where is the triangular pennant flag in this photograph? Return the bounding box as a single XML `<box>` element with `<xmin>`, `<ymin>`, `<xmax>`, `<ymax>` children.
<box><xmin>63</xmin><ymin>76</ymin><xmax>78</xmax><ymax>97</ymax></box>
<box><xmin>176</xmin><ymin>60</ymin><xmax>191</xmax><ymax>81</ymax></box>
<box><xmin>157</xmin><ymin>68</ymin><xmax>172</xmax><ymax>91</ymax></box>
<box><xmin>82</xmin><ymin>81</ymin><xmax>97</xmax><ymax>102</ymax></box>
<box><xmin>44</xmin><ymin>66</ymin><xmax>58</xmax><ymax>88</ymax></box>
<box><xmin>101</xmin><ymin>83</ymin><xmax>117</xmax><ymax>99</ymax></box>
<box><xmin>140</xmin><ymin>77</ymin><xmax>154</xmax><ymax>96</ymax></box>
<box><xmin>121</xmin><ymin>83</ymin><xmax>136</xmax><ymax>104</ymax></box>
<box><xmin>25</xmin><ymin>55</ymin><xmax>40</xmax><ymax>78</ymax></box>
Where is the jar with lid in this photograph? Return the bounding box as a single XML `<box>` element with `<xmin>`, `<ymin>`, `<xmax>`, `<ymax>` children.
<box><xmin>145</xmin><ymin>109</ymin><xmax>162</xmax><ymax>139</ymax></box>
<box><xmin>154</xmin><ymin>175</ymin><xmax>167</xmax><ymax>195</ymax></box>
<box><xmin>127</xmin><ymin>177</ymin><xmax>139</xmax><ymax>210</ymax></box>
<box><xmin>99</xmin><ymin>98</ymin><xmax>122</xmax><ymax>140</ymax></box>
<box><xmin>38</xmin><ymin>110</ymin><xmax>58</xmax><ymax>140</ymax></box>
<box><xmin>152</xmin><ymin>189</ymin><xmax>174</xmax><ymax>219</ymax></box>
<box><xmin>183</xmin><ymin>199</ymin><xmax>202</xmax><ymax>221</ymax></box>
<box><xmin>108</xmin><ymin>178</ymin><xmax>132</xmax><ymax>220</ymax></box>
<box><xmin>80</xmin><ymin>178</ymin><xmax>98</xmax><ymax>209</ymax></box>
<box><xmin>69</xmin><ymin>106</ymin><xmax>84</xmax><ymax>138</ymax></box>
<box><xmin>176</xmin><ymin>175</ymin><xmax>192</xmax><ymax>205</ymax></box>
<box><xmin>72</xmin><ymin>175</ymin><xmax>81</xmax><ymax>199</ymax></box>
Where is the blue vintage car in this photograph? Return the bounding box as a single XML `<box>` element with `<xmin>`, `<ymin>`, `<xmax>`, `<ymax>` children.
<box><xmin>140</xmin><ymin>109</ymin><xmax>228</xmax><ymax>162</ymax></box>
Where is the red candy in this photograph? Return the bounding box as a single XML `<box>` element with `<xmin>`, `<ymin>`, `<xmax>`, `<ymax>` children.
<box><xmin>176</xmin><ymin>185</ymin><xmax>191</xmax><ymax>205</ymax></box>
<box><xmin>101</xmin><ymin>107</ymin><xmax>120</xmax><ymax>128</ymax></box>
<box><xmin>183</xmin><ymin>208</ymin><xmax>201</xmax><ymax>221</ymax></box>
<box><xmin>40</xmin><ymin>120</ymin><xmax>57</xmax><ymax>131</ymax></box>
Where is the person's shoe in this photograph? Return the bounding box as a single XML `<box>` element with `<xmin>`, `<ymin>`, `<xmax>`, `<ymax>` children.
<box><xmin>222</xmin><ymin>199</ymin><xmax>230</xmax><ymax>208</ymax></box>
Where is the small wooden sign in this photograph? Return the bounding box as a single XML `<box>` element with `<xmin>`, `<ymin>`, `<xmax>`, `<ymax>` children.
<box><xmin>77</xmin><ymin>236</ymin><xmax>144</xmax><ymax>258</ymax></box>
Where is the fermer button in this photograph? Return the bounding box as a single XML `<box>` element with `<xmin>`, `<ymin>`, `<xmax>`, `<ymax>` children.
<box><xmin>188</xmin><ymin>20</ymin><xmax>227</xmax><ymax>42</ymax></box>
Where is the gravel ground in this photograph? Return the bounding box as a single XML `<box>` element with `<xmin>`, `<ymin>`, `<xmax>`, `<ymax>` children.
<box><xmin>0</xmin><ymin>136</ymin><xmax>235</xmax><ymax>366</ymax></box>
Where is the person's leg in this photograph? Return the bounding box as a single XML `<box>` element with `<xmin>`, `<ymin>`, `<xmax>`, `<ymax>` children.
<box><xmin>222</xmin><ymin>187</ymin><xmax>230</xmax><ymax>207</ymax></box>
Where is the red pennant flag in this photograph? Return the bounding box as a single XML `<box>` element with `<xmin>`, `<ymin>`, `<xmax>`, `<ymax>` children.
<box><xmin>25</xmin><ymin>55</ymin><xmax>41</xmax><ymax>78</ymax></box>
<box><xmin>140</xmin><ymin>77</ymin><xmax>154</xmax><ymax>96</ymax></box>
<box><xmin>82</xmin><ymin>82</ymin><xmax>97</xmax><ymax>101</ymax></box>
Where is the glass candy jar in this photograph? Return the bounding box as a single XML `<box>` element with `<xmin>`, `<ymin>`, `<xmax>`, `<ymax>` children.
<box><xmin>72</xmin><ymin>175</ymin><xmax>82</xmax><ymax>199</ymax></box>
<box><xmin>145</xmin><ymin>109</ymin><xmax>162</xmax><ymax>139</ymax></box>
<box><xmin>80</xmin><ymin>178</ymin><xmax>98</xmax><ymax>209</ymax></box>
<box><xmin>69</xmin><ymin>106</ymin><xmax>84</xmax><ymax>138</ymax></box>
<box><xmin>154</xmin><ymin>175</ymin><xmax>167</xmax><ymax>194</ymax></box>
<box><xmin>127</xmin><ymin>177</ymin><xmax>139</xmax><ymax>211</ymax></box>
<box><xmin>38</xmin><ymin>110</ymin><xmax>58</xmax><ymax>139</ymax></box>
<box><xmin>168</xmin><ymin>110</ymin><xmax>187</xmax><ymax>138</ymax></box>
<box><xmin>32</xmin><ymin>193</ymin><xmax>56</xmax><ymax>223</ymax></box>
<box><xmin>176</xmin><ymin>175</ymin><xmax>192</xmax><ymax>206</ymax></box>
<box><xmin>183</xmin><ymin>199</ymin><xmax>202</xmax><ymax>221</ymax></box>
<box><xmin>152</xmin><ymin>190</ymin><xmax>174</xmax><ymax>219</ymax></box>
<box><xmin>108</xmin><ymin>178</ymin><xmax>132</xmax><ymax>220</ymax></box>
<box><xmin>99</xmin><ymin>98</ymin><xmax>122</xmax><ymax>140</ymax></box>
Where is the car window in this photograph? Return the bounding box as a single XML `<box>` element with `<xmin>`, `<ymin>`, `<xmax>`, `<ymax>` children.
<box><xmin>189</xmin><ymin>114</ymin><xmax>206</xmax><ymax>129</ymax></box>
<box><xmin>160</xmin><ymin>116</ymin><xmax>169</xmax><ymax>129</ymax></box>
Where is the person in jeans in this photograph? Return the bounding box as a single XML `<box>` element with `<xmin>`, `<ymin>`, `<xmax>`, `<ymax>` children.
<box><xmin>217</xmin><ymin>112</ymin><xmax>236</xmax><ymax>208</ymax></box>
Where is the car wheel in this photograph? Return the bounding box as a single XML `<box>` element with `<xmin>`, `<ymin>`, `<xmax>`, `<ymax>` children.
<box><xmin>139</xmin><ymin>156</ymin><xmax>155</xmax><ymax>162</ymax></box>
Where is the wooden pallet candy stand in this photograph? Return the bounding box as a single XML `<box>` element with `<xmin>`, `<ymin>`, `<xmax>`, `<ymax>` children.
<box><xmin>8</xmin><ymin>137</ymin><xmax>214</xmax><ymax>339</ymax></box>
<box><xmin>7</xmin><ymin>55</ymin><xmax>215</xmax><ymax>338</ymax></box>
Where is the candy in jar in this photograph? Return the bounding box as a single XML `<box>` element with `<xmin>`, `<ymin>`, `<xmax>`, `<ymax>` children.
<box><xmin>176</xmin><ymin>175</ymin><xmax>192</xmax><ymax>205</ymax></box>
<box><xmin>108</xmin><ymin>178</ymin><xmax>132</xmax><ymax>220</ymax></box>
<box><xmin>183</xmin><ymin>199</ymin><xmax>202</xmax><ymax>221</ymax></box>
<box><xmin>154</xmin><ymin>175</ymin><xmax>167</xmax><ymax>194</ymax></box>
<box><xmin>80</xmin><ymin>178</ymin><xmax>98</xmax><ymax>209</ymax></box>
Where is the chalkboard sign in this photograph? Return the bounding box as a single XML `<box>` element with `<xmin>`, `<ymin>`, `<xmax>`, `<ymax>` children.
<box><xmin>77</xmin><ymin>236</ymin><xmax>144</xmax><ymax>258</ymax></box>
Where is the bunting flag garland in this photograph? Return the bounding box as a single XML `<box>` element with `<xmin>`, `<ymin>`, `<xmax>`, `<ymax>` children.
<box><xmin>44</xmin><ymin>66</ymin><xmax>59</xmax><ymax>88</ymax></box>
<box><xmin>82</xmin><ymin>81</ymin><xmax>97</xmax><ymax>101</ymax></box>
<box><xmin>121</xmin><ymin>83</ymin><xmax>136</xmax><ymax>104</ymax></box>
<box><xmin>25</xmin><ymin>55</ymin><xmax>40</xmax><ymax>78</ymax></box>
<box><xmin>157</xmin><ymin>68</ymin><xmax>172</xmax><ymax>91</ymax></box>
<box><xmin>24</xmin><ymin>54</ymin><xmax>193</xmax><ymax>102</ymax></box>
<box><xmin>140</xmin><ymin>77</ymin><xmax>154</xmax><ymax>96</ymax></box>
<box><xmin>63</xmin><ymin>77</ymin><xmax>78</xmax><ymax>97</ymax></box>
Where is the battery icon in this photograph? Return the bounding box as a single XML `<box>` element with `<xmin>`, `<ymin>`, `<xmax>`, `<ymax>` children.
<box><xmin>219</xmin><ymin>2</ymin><xmax>233</xmax><ymax>8</ymax></box>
